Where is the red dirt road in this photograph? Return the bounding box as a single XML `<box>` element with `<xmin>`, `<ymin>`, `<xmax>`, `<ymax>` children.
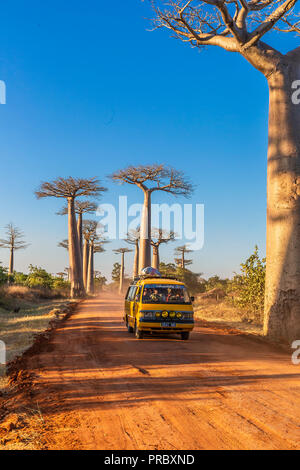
<box><xmin>3</xmin><ymin>294</ymin><xmax>300</xmax><ymax>449</ymax></box>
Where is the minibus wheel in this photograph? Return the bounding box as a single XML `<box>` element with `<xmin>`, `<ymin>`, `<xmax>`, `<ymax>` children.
<box><xmin>126</xmin><ymin>316</ymin><xmax>134</xmax><ymax>333</ymax></box>
<box><xmin>181</xmin><ymin>332</ymin><xmax>190</xmax><ymax>341</ymax></box>
<box><xmin>135</xmin><ymin>322</ymin><xmax>144</xmax><ymax>339</ymax></box>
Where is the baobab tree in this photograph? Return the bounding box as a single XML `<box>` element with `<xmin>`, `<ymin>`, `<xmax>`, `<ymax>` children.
<box><xmin>82</xmin><ymin>220</ymin><xmax>97</xmax><ymax>289</ymax></box>
<box><xmin>111</xmin><ymin>165</ymin><xmax>193</xmax><ymax>272</ymax></box>
<box><xmin>82</xmin><ymin>220</ymin><xmax>107</xmax><ymax>295</ymax></box>
<box><xmin>174</xmin><ymin>245</ymin><xmax>193</xmax><ymax>269</ymax></box>
<box><xmin>86</xmin><ymin>240</ymin><xmax>105</xmax><ymax>295</ymax></box>
<box><xmin>125</xmin><ymin>227</ymin><xmax>140</xmax><ymax>278</ymax></box>
<box><xmin>57</xmin><ymin>200</ymin><xmax>98</xmax><ymax>258</ymax></box>
<box><xmin>35</xmin><ymin>177</ymin><xmax>106</xmax><ymax>298</ymax></box>
<box><xmin>114</xmin><ymin>248</ymin><xmax>132</xmax><ymax>293</ymax></box>
<box><xmin>152</xmin><ymin>0</ymin><xmax>300</xmax><ymax>342</ymax></box>
<box><xmin>0</xmin><ymin>224</ymin><xmax>29</xmax><ymax>276</ymax></box>
<box><xmin>151</xmin><ymin>228</ymin><xmax>175</xmax><ymax>270</ymax></box>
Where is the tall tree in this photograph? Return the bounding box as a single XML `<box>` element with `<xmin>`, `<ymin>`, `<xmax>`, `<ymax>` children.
<box><xmin>57</xmin><ymin>200</ymin><xmax>99</xmax><ymax>258</ymax></box>
<box><xmin>174</xmin><ymin>245</ymin><xmax>193</xmax><ymax>269</ymax></box>
<box><xmin>35</xmin><ymin>177</ymin><xmax>106</xmax><ymax>298</ymax></box>
<box><xmin>82</xmin><ymin>220</ymin><xmax>98</xmax><ymax>289</ymax></box>
<box><xmin>0</xmin><ymin>224</ymin><xmax>29</xmax><ymax>276</ymax></box>
<box><xmin>151</xmin><ymin>0</ymin><xmax>300</xmax><ymax>343</ymax></box>
<box><xmin>125</xmin><ymin>227</ymin><xmax>140</xmax><ymax>278</ymax></box>
<box><xmin>151</xmin><ymin>228</ymin><xmax>175</xmax><ymax>270</ymax></box>
<box><xmin>114</xmin><ymin>248</ymin><xmax>132</xmax><ymax>294</ymax></box>
<box><xmin>86</xmin><ymin>239</ymin><xmax>105</xmax><ymax>295</ymax></box>
<box><xmin>110</xmin><ymin>164</ymin><xmax>193</xmax><ymax>272</ymax></box>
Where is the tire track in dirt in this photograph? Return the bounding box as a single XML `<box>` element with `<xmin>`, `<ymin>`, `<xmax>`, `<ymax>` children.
<box><xmin>1</xmin><ymin>293</ymin><xmax>299</xmax><ymax>450</ymax></box>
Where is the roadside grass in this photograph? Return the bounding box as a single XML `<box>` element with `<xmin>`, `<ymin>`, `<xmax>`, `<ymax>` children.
<box><xmin>0</xmin><ymin>404</ymin><xmax>47</xmax><ymax>450</ymax></box>
<box><xmin>0</xmin><ymin>298</ymin><xmax>71</xmax><ymax>393</ymax></box>
<box><xmin>194</xmin><ymin>297</ymin><xmax>263</xmax><ymax>336</ymax></box>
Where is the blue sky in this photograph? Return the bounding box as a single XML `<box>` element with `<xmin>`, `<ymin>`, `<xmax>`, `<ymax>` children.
<box><xmin>0</xmin><ymin>0</ymin><xmax>298</xmax><ymax>280</ymax></box>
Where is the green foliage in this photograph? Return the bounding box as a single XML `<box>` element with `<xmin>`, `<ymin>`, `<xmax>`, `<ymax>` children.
<box><xmin>112</xmin><ymin>262</ymin><xmax>121</xmax><ymax>283</ymax></box>
<box><xmin>159</xmin><ymin>262</ymin><xmax>204</xmax><ymax>295</ymax></box>
<box><xmin>94</xmin><ymin>271</ymin><xmax>107</xmax><ymax>291</ymax></box>
<box><xmin>25</xmin><ymin>265</ymin><xmax>54</xmax><ymax>288</ymax></box>
<box><xmin>13</xmin><ymin>272</ymin><xmax>28</xmax><ymax>285</ymax></box>
<box><xmin>52</xmin><ymin>278</ymin><xmax>70</xmax><ymax>289</ymax></box>
<box><xmin>230</xmin><ymin>246</ymin><xmax>266</xmax><ymax>321</ymax></box>
<box><xmin>0</xmin><ymin>264</ymin><xmax>8</xmax><ymax>285</ymax></box>
<box><xmin>205</xmin><ymin>275</ymin><xmax>229</xmax><ymax>292</ymax></box>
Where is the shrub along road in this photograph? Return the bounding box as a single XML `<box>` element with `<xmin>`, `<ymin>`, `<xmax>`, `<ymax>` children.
<box><xmin>0</xmin><ymin>293</ymin><xmax>299</xmax><ymax>450</ymax></box>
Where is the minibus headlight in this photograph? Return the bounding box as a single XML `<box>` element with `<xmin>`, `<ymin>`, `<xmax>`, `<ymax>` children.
<box><xmin>162</xmin><ymin>311</ymin><xmax>169</xmax><ymax>318</ymax></box>
<box><xmin>169</xmin><ymin>312</ymin><xmax>176</xmax><ymax>318</ymax></box>
<box><xmin>155</xmin><ymin>312</ymin><xmax>161</xmax><ymax>318</ymax></box>
<box><xmin>176</xmin><ymin>312</ymin><xmax>182</xmax><ymax>319</ymax></box>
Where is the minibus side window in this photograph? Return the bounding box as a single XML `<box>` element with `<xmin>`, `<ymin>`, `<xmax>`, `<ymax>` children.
<box><xmin>125</xmin><ymin>287</ymin><xmax>131</xmax><ymax>300</ymax></box>
<box><xmin>130</xmin><ymin>287</ymin><xmax>137</xmax><ymax>300</ymax></box>
<box><xmin>135</xmin><ymin>288</ymin><xmax>140</xmax><ymax>302</ymax></box>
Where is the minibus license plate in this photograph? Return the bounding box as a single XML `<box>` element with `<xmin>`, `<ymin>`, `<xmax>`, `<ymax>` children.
<box><xmin>161</xmin><ymin>322</ymin><xmax>176</xmax><ymax>328</ymax></box>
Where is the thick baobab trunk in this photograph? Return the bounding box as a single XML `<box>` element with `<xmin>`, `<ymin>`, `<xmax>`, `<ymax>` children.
<box><xmin>83</xmin><ymin>238</ymin><xmax>89</xmax><ymax>289</ymax></box>
<box><xmin>68</xmin><ymin>198</ymin><xmax>85</xmax><ymax>298</ymax></box>
<box><xmin>77</xmin><ymin>212</ymin><xmax>83</xmax><ymax>260</ymax></box>
<box><xmin>119</xmin><ymin>252</ymin><xmax>125</xmax><ymax>294</ymax></box>
<box><xmin>263</xmin><ymin>61</ymin><xmax>300</xmax><ymax>343</ymax></box>
<box><xmin>9</xmin><ymin>248</ymin><xmax>14</xmax><ymax>275</ymax></box>
<box><xmin>86</xmin><ymin>242</ymin><xmax>94</xmax><ymax>295</ymax></box>
<box><xmin>139</xmin><ymin>190</ymin><xmax>151</xmax><ymax>272</ymax></box>
<box><xmin>133</xmin><ymin>240</ymin><xmax>139</xmax><ymax>278</ymax></box>
<box><xmin>152</xmin><ymin>245</ymin><xmax>159</xmax><ymax>270</ymax></box>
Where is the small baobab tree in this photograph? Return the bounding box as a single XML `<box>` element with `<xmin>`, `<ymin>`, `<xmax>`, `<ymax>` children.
<box><xmin>82</xmin><ymin>220</ymin><xmax>97</xmax><ymax>289</ymax></box>
<box><xmin>57</xmin><ymin>200</ymin><xmax>98</xmax><ymax>259</ymax></box>
<box><xmin>114</xmin><ymin>248</ymin><xmax>132</xmax><ymax>294</ymax></box>
<box><xmin>175</xmin><ymin>245</ymin><xmax>193</xmax><ymax>270</ymax></box>
<box><xmin>125</xmin><ymin>227</ymin><xmax>140</xmax><ymax>278</ymax></box>
<box><xmin>0</xmin><ymin>224</ymin><xmax>29</xmax><ymax>276</ymax></box>
<box><xmin>35</xmin><ymin>177</ymin><xmax>106</xmax><ymax>298</ymax></box>
<box><xmin>110</xmin><ymin>165</ymin><xmax>193</xmax><ymax>272</ymax></box>
<box><xmin>151</xmin><ymin>228</ymin><xmax>175</xmax><ymax>270</ymax></box>
<box><xmin>151</xmin><ymin>0</ymin><xmax>300</xmax><ymax>343</ymax></box>
<box><xmin>86</xmin><ymin>239</ymin><xmax>106</xmax><ymax>295</ymax></box>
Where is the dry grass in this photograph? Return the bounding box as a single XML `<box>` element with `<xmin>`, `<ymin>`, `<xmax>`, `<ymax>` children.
<box><xmin>194</xmin><ymin>297</ymin><xmax>264</xmax><ymax>336</ymax></box>
<box><xmin>0</xmin><ymin>297</ymin><xmax>71</xmax><ymax>393</ymax></box>
<box><xmin>0</xmin><ymin>405</ymin><xmax>47</xmax><ymax>450</ymax></box>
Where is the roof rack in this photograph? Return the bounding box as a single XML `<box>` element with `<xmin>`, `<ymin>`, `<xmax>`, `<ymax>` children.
<box><xmin>132</xmin><ymin>275</ymin><xmax>180</xmax><ymax>283</ymax></box>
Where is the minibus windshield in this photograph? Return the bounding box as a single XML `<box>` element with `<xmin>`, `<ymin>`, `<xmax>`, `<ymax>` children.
<box><xmin>142</xmin><ymin>284</ymin><xmax>191</xmax><ymax>305</ymax></box>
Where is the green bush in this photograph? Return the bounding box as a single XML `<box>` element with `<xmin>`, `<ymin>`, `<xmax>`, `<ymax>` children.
<box><xmin>159</xmin><ymin>262</ymin><xmax>205</xmax><ymax>295</ymax></box>
<box><xmin>0</xmin><ymin>264</ymin><xmax>8</xmax><ymax>285</ymax></box>
<box><xmin>229</xmin><ymin>246</ymin><xmax>266</xmax><ymax>322</ymax></box>
<box><xmin>13</xmin><ymin>271</ymin><xmax>28</xmax><ymax>285</ymax></box>
<box><xmin>25</xmin><ymin>265</ymin><xmax>54</xmax><ymax>289</ymax></box>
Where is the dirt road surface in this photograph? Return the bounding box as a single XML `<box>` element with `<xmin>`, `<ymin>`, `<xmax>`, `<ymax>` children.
<box><xmin>1</xmin><ymin>294</ymin><xmax>300</xmax><ymax>450</ymax></box>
